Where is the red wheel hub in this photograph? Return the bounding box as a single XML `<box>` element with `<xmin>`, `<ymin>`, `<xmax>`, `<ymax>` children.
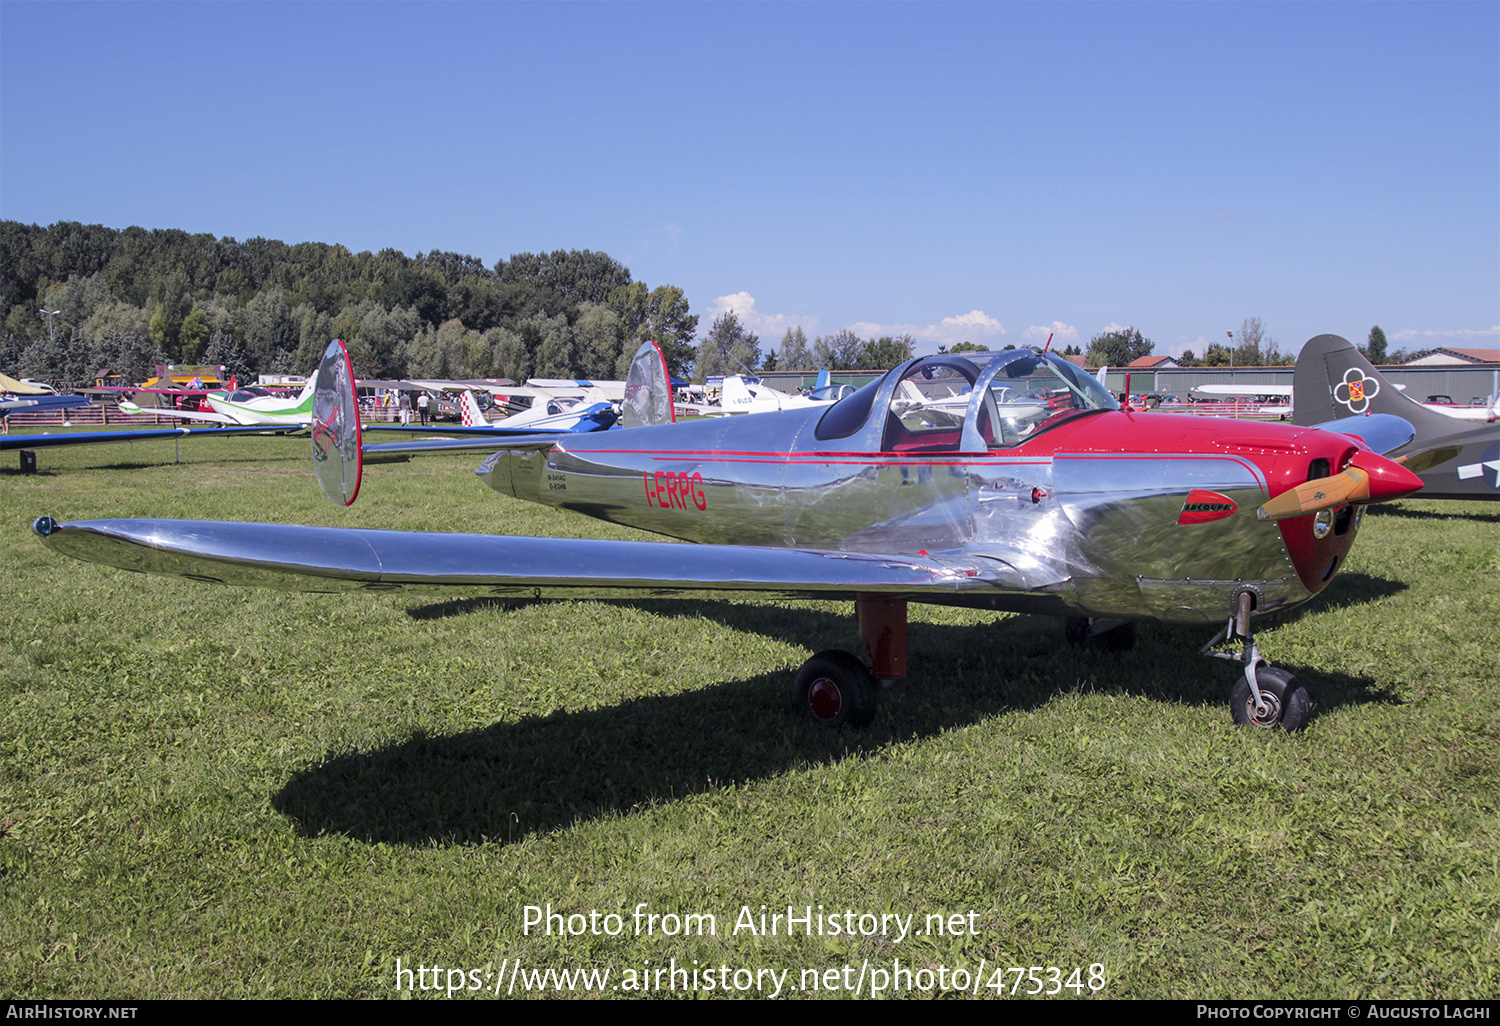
<box><xmin>807</xmin><ymin>677</ymin><xmax>842</xmax><ymax>721</ymax></box>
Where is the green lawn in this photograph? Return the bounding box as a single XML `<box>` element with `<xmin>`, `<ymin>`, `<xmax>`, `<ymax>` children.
<box><xmin>1</xmin><ymin>434</ymin><xmax>1496</xmax><ymax>998</ymax></box>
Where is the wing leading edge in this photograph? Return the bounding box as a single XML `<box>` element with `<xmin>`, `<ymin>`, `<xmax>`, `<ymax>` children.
<box><xmin>0</xmin><ymin>424</ymin><xmax>301</xmax><ymax>452</ymax></box>
<box><xmin>31</xmin><ymin>517</ymin><xmax>1055</xmax><ymax>601</ymax></box>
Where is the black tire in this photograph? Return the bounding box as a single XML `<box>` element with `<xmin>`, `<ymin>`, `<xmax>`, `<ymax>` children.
<box><xmin>1064</xmin><ymin>617</ymin><xmax>1136</xmax><ymax>651</ymax></box>
<box><xmin>794</xmin><ymin>650</ymin><xmax>876</xmax><ymax>728</ymax></box>
<box><xmin>1230</xmin><ymin>666</ymin><xmax>1310</xmax><ymax>732</ymax></box>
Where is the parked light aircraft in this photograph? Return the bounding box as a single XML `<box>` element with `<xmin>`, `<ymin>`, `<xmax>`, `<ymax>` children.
<box><xmin>456</xmin><ymin>389</ymin><xmax>615</xmax><ymax>433</ymax></box>
<box><xmin>1194</xmin><ymin>384</ymin><xmax>1295</xmax><ymax>400</ymax></box>
<box><xmin>406</xmin><ymin>377</ymin><xmax>625</xmax><ymax>416</ymax></box>
<box><xmin>685</xmin><ymin>370</ymin><xmax>853</xmax><ymax>417</ymax></box>
<box><xmin>119</xmin><ymin>381</ymin><xmax>316</xmax><ymax>427</ymax></box>
<box><xmin>1293</xmin><ymin>333</ymin><xmax>1498</xmax><ymax>500</ymax></box>
<box><xmin>35</xmin><ymin>337</ymin><xmax>1431</xmax><ymax>733</ymax></box>
<box><xmin>804</xmin><ymin>369</ymin><xmax>857</xmax><ymax>403</ymax></box>
<box><xmin>716</xmin><ymin>374</ymin><xmax>840</xmax><ymax>415</ymax></box>
<box><xmin>360</xmin><ymin>388</ymin><xmax>617</xmax><ymax>456</ymax></box>
<box><xmin>1</xmin><ymin>392</ymin><xmax>93</xmax><ymax>415</ymax></box>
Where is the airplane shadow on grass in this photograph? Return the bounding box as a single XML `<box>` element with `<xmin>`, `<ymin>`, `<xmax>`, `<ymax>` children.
<box><xmin>1364</xmin><ymin>504</ymin><xmax>1498</xmax><ymax>524</ymax></box>
<box><xmin>1</xmin><ymin>453</ymin><xmax>296</xmax><ymax>474</ymax></box>
<box><xmin>274</xmin><ymin>571</ymin><xmax>1411</xmax><ymax>848</ymax></box>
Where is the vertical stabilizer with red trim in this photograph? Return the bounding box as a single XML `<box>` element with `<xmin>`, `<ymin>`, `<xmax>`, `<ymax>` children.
<box><xmin>460</xmin><ymin>390</ymin><xmax>487</xmax><ymax>428</ymax></box>
<box><xmin>621</xmin><ymin>340</ymin><xmax>676</xmax><ymax>429</ymax></box>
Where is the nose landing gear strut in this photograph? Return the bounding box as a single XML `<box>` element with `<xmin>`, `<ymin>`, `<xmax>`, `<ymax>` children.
<box><xmin>1203</xmin><ymin>590</ymin><xmax>1310</xmax><ymax>732</ymax></box>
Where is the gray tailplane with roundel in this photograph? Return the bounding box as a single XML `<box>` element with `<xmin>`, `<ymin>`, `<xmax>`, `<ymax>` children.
<box><xmin>1293</xmin><ymin>334</ymin><xmax>1498</xmax><ymax>500</ymax></box>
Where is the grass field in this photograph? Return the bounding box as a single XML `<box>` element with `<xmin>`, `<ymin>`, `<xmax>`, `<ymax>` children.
<box><xmin>1</xmin><ymin>432</ymin><xmax>1496</xmax><ymax>999</ymax></box>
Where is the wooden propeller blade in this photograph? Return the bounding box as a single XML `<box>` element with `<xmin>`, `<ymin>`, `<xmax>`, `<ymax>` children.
<box><xmin>1257</xmin><ymin>467</ymin><xmax>1370</xmax><ymax>521</ymax></box>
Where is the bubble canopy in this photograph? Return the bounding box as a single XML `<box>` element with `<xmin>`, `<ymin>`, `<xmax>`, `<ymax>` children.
<box><xmin>816</xmin><ymin>348</ymin><xmax>1118</xmax><ymax>448</ymax></box>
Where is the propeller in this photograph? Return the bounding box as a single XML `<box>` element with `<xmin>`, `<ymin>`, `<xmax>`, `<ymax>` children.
<box><xmin>1257</xmin><ymin>449</ymin><xmax>1425</xmax><ymax>521</ymax></box>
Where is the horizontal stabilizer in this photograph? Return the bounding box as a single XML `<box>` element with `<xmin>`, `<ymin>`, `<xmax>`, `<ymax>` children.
<box><xmin>361</xmin><ymin>434</ymin><xmax>565</xmax><ymax>456</ymax></box>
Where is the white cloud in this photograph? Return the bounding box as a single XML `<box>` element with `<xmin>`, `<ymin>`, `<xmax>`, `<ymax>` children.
<box><xmin>1023</xmin><ymin>322</ymin><xmax>1080</xmax><ymax>347</ymax></box>
<box><xmin>1390</xmin><ymin>325</ymin><xmax>1500</xmax><ymax>342</ymax></box>
<box><xmin>848</xmin><ymin>309</ymin><xmax>1006</xmax><ymax>350</ymax></box>
<box><xmin>706</xmin><ymin>292</ymin><xmax>818</xmax><ymax>341</ymax></box>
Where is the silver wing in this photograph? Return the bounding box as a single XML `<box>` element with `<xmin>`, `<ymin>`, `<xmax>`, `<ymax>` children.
<box><xmin>31</xmin><ymin>517</ymin><xmax>1062</xmax><ymax>602</ymax></box>
<box><xmin>0</xmin><ymin>424</ymin><xmax>299</xmax><ymax>452</ymax></box>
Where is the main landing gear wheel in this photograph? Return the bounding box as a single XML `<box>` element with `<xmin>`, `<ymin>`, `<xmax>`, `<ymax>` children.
<box><xmin>1231</xmin><ymin>666</ymin><xmax>1310</xmax><ymax>733</ymax></box>
<box><xmin>1064</xmin><ymin>617</ymin><xmax>1137</xmax><ymax>652</ymax></box>
<box><xmin>794</xmin><ymin>650</ymin><xmax>876</xmax><ymax>728</ymax></box>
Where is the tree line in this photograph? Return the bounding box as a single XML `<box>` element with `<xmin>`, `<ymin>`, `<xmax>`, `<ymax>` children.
<box><xmin>1</xmin><ymin>221</ymin><xmax>943</xmax><ymax>387</ymax></box>
<box><xmin>1081</xmin><ymin>321</ymin><xmax>1415</xmax><ymax>369</ymax></box>
<box><xmin>14</xmin><ymin>221</ymin><xmax>1382</xmax><ymax>389</ymax></box>
<box><xmin>1</xmin><ymin>221</ymin><xmax>699</xmax><ymax>385</ymax></box>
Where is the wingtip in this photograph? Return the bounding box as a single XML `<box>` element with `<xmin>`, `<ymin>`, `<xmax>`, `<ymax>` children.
<box><xmin>32</xmin><ymin>516</ymin><xmax>56</xmax><ymax>537</ymax></box>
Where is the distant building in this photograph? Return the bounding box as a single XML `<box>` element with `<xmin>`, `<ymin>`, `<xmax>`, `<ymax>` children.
<box><xmin>1128</xmin><ymin>354</ymin><xmax>1181</xmax><ymax>369</ymax></box>
<box><xmin>1403</xmin><ymin>347</ymin><xmax>1500</xmax><ymax>366</ymax></box>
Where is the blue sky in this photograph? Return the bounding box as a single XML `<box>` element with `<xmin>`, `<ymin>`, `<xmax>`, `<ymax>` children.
<box><xmin>2</xmin><ymin>1</ymin><xmax>1495</xmax><ymax>358</ymax></box>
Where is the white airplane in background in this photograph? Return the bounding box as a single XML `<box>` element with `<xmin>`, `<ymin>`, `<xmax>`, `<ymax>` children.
<box><xmin>716</xmin><ymin>374</ymin><xmax>836</xmax><ymax>415</ymax></box>
<box><xmin>1408</xmin><ymin>393</ymin><xmax>1500</xmax><ymax>422</ymax></box>
<box><xmin>455</xmin><ymin>390</ymin><xmax>615</xmax><ymax>432</ymax></box>
<box><xmin>358</xmin><ymin>388</ymin><xmax>617</xmax><ymax>456</ymax></box>
<box><xmin>1193</xmin><ymin>384</ymin><xmax>1295</xmax><ymax>399</ymax></box>
<box><xmin>1193</xmin><ymin>381</ymin><xmax>1498</xmax><ymax>422</ymax></box>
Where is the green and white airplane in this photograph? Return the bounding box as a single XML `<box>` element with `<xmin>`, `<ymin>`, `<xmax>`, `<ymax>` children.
<box><xmin>120</xmin><ymin>381</ymin><xmax>315</xmax><ymax>426</ymax></box>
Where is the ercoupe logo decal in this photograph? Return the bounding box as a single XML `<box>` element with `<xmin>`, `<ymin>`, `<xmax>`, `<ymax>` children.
<box><xmin>1334</xmin><ymin>368</ymin><xmax>1380</xmax><ymax>414</ymax></box>
<box><xmin>645</xmin><ymin>470</ymin><xmax>707</xmax><ymax>511</ymax></box>
<box><xmin>1177</xmin><ymin>489</ymin><xmax>1238</xmax><ymax>525</ymax></box>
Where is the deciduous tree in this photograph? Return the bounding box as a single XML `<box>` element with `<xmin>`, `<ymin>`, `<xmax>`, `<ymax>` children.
<box><xmin>860</xmin><ymin>334</ymin><xmax>915</xmax><ymax>368</ymax></box>
<box><xmin>775</xmin><ymin>326</ymin><xmax>813</xmax><ymax>372</ymax></box>
<box><xmin>1085</xmin><ymin>326</ymin><xmax>1153</xmax><ymax>367</ymax></box>
<box><xmin>695</xmin><ymin>311</ymin><xmax>760</xmax><ymax>380</ymax></box>
<box><xmin>812</xmin><ymin>329</ymin><xmax>864</xmax><ymax>371</ymax></box>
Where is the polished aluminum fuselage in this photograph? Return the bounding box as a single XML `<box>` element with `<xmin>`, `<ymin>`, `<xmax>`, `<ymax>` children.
<box><xmin>34</xmin><ymin>347</ymin><xmax>1370</xmax><ymax>631</ymax></box>
<box><xmin>480</xmin><ymin>396</ymin><xmax>1359</xmax><ymax>626</ymax></box>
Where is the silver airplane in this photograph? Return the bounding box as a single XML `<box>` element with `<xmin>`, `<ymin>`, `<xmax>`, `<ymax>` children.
<box><xmin>35</xmin><ymin>338</ymin><xmax>1431</xmax><ymax>733</ymax></box>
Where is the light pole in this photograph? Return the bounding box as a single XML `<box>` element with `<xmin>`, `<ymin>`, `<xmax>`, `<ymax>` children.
<box><xmin>37</xmin><ymin>309</ymin><xmax>64</xmax><ymax>422</ymax></box>
<box><xmin>1226</xmin><ymin>330</ymin><xmax>1234</xmax><ymax>371</ymax></box>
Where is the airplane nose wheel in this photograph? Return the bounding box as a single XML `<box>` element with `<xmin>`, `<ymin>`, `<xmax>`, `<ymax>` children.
<box><xmin>794</xmin><ymin>650</ymin><xmax>876</xmax><ymax>728</ymax></box>
<box><xmin>1230</xmin><ymin>666</ymin><xmax>1308</xmax><ymax>731</ymax></box>
<box><xmin>1204</xmin><ymin>591</ymin><xmax>1310</xmax><ymax>732</ymax></box>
